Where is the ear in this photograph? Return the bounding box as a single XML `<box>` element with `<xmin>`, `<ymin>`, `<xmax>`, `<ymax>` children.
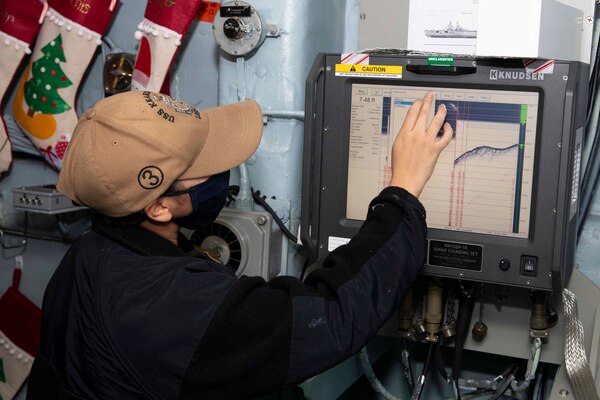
<box><xmin>143</xmin><ymin>198</ymin><xmax>174</xmax><ymax>223</ymax></box>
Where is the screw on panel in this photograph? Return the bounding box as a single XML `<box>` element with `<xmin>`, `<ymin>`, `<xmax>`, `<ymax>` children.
<box><xmin>553</xmin><ymin>208</ymin><xmax>557</xmax><ymax>213</ymax></box>
<box><xmin>407</xmin><ymin>59</ymin><xmax>412</xmax><ymax>64</ymax></box>
<box><xmin>326</xmin><ymin>66</ymin><xmax>331</xmax><ymax>71</ymax></box>
<box><xmin>323</xmin><ymin>127</ymin><xmax>329</xmax><ymax>133</ymax></box>
<box><xmin>586</xmin><ymin>16</ymin><xmax>594</xmax><ymax>24</ymax></box>
<box><xmin>319</xmin><ymin>244</ymin><xmax>324</xmax><ymax>249</ymax></box>
<box><xmin>472</xmin><ymin>61</ymin><xmax>477</xmax><ymax>66</ymax></box>
<box><xmin>257</xmin><ymin>216</ymin><xmax>267</xmax><ymax>225</ymax></box>
<box><xmin>360</xmin><ymin>12</ymin><xmax>366</xmax><ymax>20</ymax></box>
<box><xmin>563</xmin><ymin>75</ymin><xmax>568</xmax><ymax>81</ymax></box>
<box><xmin>558</xmin><ymin>142</ymin><xmax>562</xmax><ymax>148</ymax></box>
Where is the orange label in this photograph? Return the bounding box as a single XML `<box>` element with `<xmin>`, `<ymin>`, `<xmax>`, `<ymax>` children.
<box><xmin>197</xmin><ymin>1</ymin><xmax>220</xmax><ymax>23</ymax></box>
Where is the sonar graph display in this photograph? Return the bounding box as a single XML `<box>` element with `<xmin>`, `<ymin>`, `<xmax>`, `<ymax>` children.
<box><xmin>347</xmin><ymin>84</ymin><xmax>539</xmax><ymax>238</ymax></box>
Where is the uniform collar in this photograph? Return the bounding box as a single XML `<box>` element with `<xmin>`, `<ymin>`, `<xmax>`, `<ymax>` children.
<box><xmin>91</xmin><ymin>213</ymin><xmax>198</xmax><ymax>257</ymax></box>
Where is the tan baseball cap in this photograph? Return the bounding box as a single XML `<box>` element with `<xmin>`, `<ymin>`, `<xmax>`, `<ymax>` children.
<box><xmin>57</xmin><ymin>91</ymin><xmax>263</xmax><ymax>217</ymax></box>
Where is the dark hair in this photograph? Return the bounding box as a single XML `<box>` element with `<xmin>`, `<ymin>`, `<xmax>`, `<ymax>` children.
<box><xmin>102</xmin><ymin>210</ymin><xmax>148</xmax><ymax>226</ymax></box>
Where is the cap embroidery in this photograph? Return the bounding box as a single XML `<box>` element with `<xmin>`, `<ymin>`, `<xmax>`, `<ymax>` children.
<box><xmin>138</xmin><ymin>166</ymin><xmax>164</xmax><ymax>189</ymax></box>
<box><xmin>142</xmin><ymin>91</ymin><xmax>201</xmax><ymax>123</ymax></box>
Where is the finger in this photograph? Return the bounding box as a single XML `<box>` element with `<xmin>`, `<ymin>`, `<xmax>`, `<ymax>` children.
<box><xmin>416</xmin><ymin>92</ymin><xmax>435</xmax><ymax>130</ymax></box>
<box><xmin>426</xmin><ymin>103</ymin><xmax>448</xmax><ymax>139</ymax></box>
<box><xmin>400</xmin><ymin>99</ymin><xmax>423</xmax><ymax>133</ymax></box>
<box><xmin>436</xmin><ymin>122</ymin><xmax>453</xmax><ymax>149</ymax></box>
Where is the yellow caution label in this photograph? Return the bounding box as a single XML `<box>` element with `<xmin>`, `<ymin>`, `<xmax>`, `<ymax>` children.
<box><xmin>335</xmin><ymin>64</ymin><xmax>403</xmax><ymax>78</ymax></box>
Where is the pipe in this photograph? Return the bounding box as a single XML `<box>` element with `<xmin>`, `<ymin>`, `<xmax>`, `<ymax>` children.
<box><xmin>262</xmin><ymin>110</ymin><xmax>305</xmax><ymax>120</ymax></box>
<box><xmin>235</xmin><ymin>162</ymin><xmax>254</xmax><ymax>211</ymax></box>
<box><xmin>235</xmin><ymin>56</ymin><xmax>247</xmax><ymax>102</ymax></box>
<box><xmin>233</xmin><ymin>55</ymin><xmax>254</xmax><ymax>211</ymax></box>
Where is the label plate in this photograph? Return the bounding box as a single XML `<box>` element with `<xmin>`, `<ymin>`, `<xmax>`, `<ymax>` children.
<box><xmin>428</xmin><ymin>240</ymin><xmax>483</xmax><ymax>271</ymax></box>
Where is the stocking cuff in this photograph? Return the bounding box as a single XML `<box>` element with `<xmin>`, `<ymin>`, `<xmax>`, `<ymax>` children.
<box><xmin>0</xmin><ymin>330</ymin><xmax>34</xmax><ymax>400</ymax></box>
<box><xmin>0</xmin><ymin>330</ymin><xmax>34</xmax><ymax>363</ymax></box>
<box><xmin>46</xmin><ymin>7</ymin><xmax>103</xmax><ymax>46</ymax></box>
<box><xmin>134</xmin><ymin>18</ymin><xmax>183</xmax><ymax>46</ymax></box>
<box><xmin>0</xmin><ymin>31</ymin><xmax>32</xmax><ymax>54</ymax></box>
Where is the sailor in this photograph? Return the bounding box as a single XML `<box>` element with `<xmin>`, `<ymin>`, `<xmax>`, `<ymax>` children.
<box><xmin>27</xmin><ymin>90</ymin><xmax>451</xmax><ymax>399</ymax></box>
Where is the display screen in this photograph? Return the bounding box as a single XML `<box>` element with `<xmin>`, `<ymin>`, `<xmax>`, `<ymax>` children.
<box><xmin>347</xmin><ymin>84</ymin><xmax>539</xmax><ymax>238</ymax></box>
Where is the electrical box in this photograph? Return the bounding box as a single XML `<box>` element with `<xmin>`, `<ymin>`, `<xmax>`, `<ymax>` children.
<box><xmin>12</xmin><ymin>185</ymin><xmax>85</xmax><ymax>214</ymax></box>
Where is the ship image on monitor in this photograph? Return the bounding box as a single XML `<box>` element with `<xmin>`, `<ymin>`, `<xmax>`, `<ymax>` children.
<box><xmin>425</xmin><ymin>21</ymin><xmax>477</xmax><ymax>38</ymax></box>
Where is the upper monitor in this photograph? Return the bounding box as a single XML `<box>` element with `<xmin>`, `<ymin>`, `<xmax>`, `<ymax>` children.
<box><xmin>302</xmin><ymin>54</ymin><xmax>587</xmax><ymax>292</ymax></box>
<box><xmin>347</xmin><ymin>84</ymin><xmax>539</xmax><ymax>239</ymax></box>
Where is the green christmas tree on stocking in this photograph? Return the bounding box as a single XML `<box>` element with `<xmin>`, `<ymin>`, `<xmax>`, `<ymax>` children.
<box><xmin>24</xmin><ymin>34</ymin><xmax>72</xmax><ymax>117</ymax></box>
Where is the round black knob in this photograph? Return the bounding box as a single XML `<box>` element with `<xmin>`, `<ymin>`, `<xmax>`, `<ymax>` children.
<box><xmin>499</xmin><ymin>258</ymin><xmax>511</xmax><ymax>271</ymax></box>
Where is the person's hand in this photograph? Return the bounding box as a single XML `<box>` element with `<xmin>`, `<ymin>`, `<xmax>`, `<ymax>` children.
<box><xmin>389</xmin><ymin>91</ymin><xmax>453</xmax><ymax>198</ymax></box>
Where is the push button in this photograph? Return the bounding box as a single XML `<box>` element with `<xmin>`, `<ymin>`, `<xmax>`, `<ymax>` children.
<box><xmin>499</xmin><ymin>258</ymin><xmax>511</xmax><ymax>271</ymax></box>
<box><xmin>521</xmin><ymin>255</ymin><xmax>538</xmax><ymax>276</ymax></box>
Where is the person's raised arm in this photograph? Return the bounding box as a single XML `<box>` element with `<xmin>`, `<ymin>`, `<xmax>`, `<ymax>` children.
<box><xmin>390</xmin><ymin>91</ymin><xmax>453</xmax><ymax>197</ymax></box>
<box><xmin>179</xmin><ymin>93</ymin><xmax>455</xmax><ymax>397</ymax></box>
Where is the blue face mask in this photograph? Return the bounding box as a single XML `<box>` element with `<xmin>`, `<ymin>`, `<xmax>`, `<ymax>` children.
<box><xmin>169</xmin><ymin>170</ymin><xmax>230</xmax><ymax>230</ymax></box>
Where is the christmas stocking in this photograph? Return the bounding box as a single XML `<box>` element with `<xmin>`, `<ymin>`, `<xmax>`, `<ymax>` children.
<box><xmin>0</xmin><ymin>265</ymin><xmax>41</xmax><ymax>400</ymax></box>
<box><xmin>12</xmin><ymin>0</ymin><xmax>119</xmax><ymax>169</ymax></box>
<box><xmin>131</xmin><ymin>0</ymin><xmax>204</xmax><ymax>93</ymax></box>
<box><xmin>0</xmin><ymin>0</ymin><xmax>46</xmax><ymax>175</ymax></box>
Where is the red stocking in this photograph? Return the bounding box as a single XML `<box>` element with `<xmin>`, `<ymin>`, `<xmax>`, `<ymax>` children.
<box><xmin>131</xmin><ymin>0</ymin><xmax>204</xmax><ymax>94</ymax></box>
<box><xmin>0</xmin><ymin>264</ymin><xmax>41</xmax><ymax>399</ymax></box>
